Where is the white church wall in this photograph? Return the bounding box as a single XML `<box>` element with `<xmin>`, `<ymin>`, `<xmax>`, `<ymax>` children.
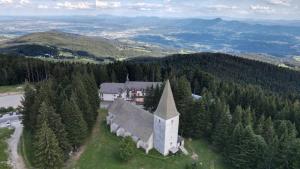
<box><xmin>164</xmin><ymin>116</ymin><xmax>179</xmax><ymax>153</ymax></box>
<box><xmin>154</xmin><ymin>115</ymin><xmax>179</xmax><ymax>156</ymax></box>
<box><xmin>146</xmin><ymin>134</ymin><xmax>154</xmax><ymax>153</ymax></box>
<box><xmin>153</xmin><ymin>115</ymin><xmax>167</xmax><ymax>155</ymax></box>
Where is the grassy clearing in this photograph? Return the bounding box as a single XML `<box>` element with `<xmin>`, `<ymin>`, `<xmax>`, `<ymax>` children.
<box><xmin>0</xmin><ymin>128</ymin><xmax>14</xmax><ymax>169</ymax></box>
<box><xmin>69</xmin><ymin>109</ymin><xmax>228</xmax><ymax>169</ymax></box>
<box><xmin>0</xmin><ymin>84</ymin><xmax>24</xmax><ymax>94</ymax></box>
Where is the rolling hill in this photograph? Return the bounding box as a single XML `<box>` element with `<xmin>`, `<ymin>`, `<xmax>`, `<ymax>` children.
<box><xmin>0</xmin><ymin>31</ymin><xmax>172</xmax><ymax>62</ymax></box>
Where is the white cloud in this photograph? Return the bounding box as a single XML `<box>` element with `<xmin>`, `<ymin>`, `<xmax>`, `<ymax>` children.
<box><xmin>19</xmin><ymin>0</ymin><xmax>29</xmax><ymax>5</ymax></box>
<box><xmin>130</xmin><ymin>2</ymin><xmax>164</xmax><ymax>11</ymax></box>
<box><xmin>250</xmin><ymin>5</ymin><xmax>274</xmax><ymax>13</ymax></box>
<box><xmin>267</xmin><ymin>0</ymin><xmax>290</xmax><ymax>6</ymax></box>
<box><xmin>0</xmin><ymin>0</ymin><xmax>13</xmax><ymax>5</ymax></box>
<box><xmin>96</xmin><ymin>0</ymin><xmax>121</xmax><ymax>9</ymax></box>
<box><xmin>38</xmin><ymin>4</ymin><xmax>48</xmax><ymax>9</ymax></box>
<box><xmin>208</xmin><ymin>5</ymin><xmax>238</xmax><ymax>11</ymax></box>
<box><xmin>56</xmin><ymin>1</ymin><xmax>93</xmax><ymax>10</ymax></box>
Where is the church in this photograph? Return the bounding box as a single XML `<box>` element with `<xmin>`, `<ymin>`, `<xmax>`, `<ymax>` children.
<box><xmin>106</xmin><ymin>80</ymin><xmax>184</xmax><ymax>156</ymax></box>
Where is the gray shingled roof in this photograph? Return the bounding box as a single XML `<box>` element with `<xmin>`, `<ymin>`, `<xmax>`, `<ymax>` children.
<box><xmin>100</xmin><ymin>83</ymin><xmax>125</xmax><ymax>94</ymax></box>
<box><xmin>125</xmin><ymin>81</ymin><xmax>162</xmax><ymax>90</ymax></box>
<box><xmin>100</xmin><ymin>81</ymin><xmax>161</xmax><ymax>94</ymax></box>
<box><xmin>154</xmin><ymin>80</ymin><xmax>179</xmax><ymax>119</ymax></box>
<box><xmin>109</xmin><ymin>99</ymin><xmax>154</xmax><ymax>142</ymax></box>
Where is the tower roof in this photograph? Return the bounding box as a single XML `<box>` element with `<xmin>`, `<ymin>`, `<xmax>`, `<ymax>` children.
<box><xmin>154</xmin><ymin>80</ymin><xmax>179</xmax><ymax>119</ymax></box>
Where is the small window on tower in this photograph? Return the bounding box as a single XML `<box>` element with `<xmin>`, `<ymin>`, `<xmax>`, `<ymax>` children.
<box><xmin>159</xmin><ymin>119</ymin><xmax>160</xmax><ymax>123</ymax></box>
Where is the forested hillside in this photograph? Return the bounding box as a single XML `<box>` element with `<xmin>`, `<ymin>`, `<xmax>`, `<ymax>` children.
<box><xmin>1</xmin><ymin>53</ymin><xmax>300</xmax><ymax>169</ymax></box>
<box><xmin>130</xmin><ymin>53</ymin><xmax>300</xmax><ymax>94</ymax></box>
<box><xmin>21</xmin><ymin>68</ymin><xmax>99</xmax><ymax>168</ymax></box>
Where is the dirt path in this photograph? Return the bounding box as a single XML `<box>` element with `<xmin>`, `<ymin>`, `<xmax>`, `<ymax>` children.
<box><xmin>65</xmin><ymin>114</ymin><xmax>101</xmax><ymax>168</ymax></box>
<box><xmin>7</xmin><ymin>121</ymin><xmax>26</xmax><ymax>169</ymax></box>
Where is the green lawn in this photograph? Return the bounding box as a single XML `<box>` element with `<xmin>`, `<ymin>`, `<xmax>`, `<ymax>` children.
<box><xmin>69</xmin><ymin>109</ymin><xmax>228</xmax><ymax>169</ymax></box>
<box><xmin>0</xmin><ymin>84</ymin><xmax>24</xmax><ymax>94</ymax></box>
<box><xmin>0</xmin><ymin>128</ymin><xmax>14</xmax><ymax>169</ymax></box>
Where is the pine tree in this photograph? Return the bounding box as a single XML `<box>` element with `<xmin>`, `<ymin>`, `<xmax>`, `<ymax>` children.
<box><xmin>21</xmin><ymin>82</ymin><xmax>36</xmax><ymax>131</ymax></box>
<box><xmin>172</xmin><ymin>76</ymin><xmax>193</xmax><ymax>136</ymax></box>
<box><xmin>72</xmin><ymin>73</ymin><xmax>94</xmax><ymax>130</ymax></box>
<box><xmin>239</xmin><ymin>126</ymin><xmax>267</xmax><ymax>169</ymax></box>
<box><xmin>37</xmin><ymin>102</ymin><xmax>71</xmax><ymax>160</ymax></box>
<box><xmin>34</xmin><ymin>121</ymin><xmax>63</xmax><ymax>169</ymax></box>
<box><xmin>82</xmin><ymin>72</ymin><xmax>100</xmax><ymax>123</ymax></box>
<box><xmin>212</xmin><ymin>105</ymin><xmax>232</xmax><ymax>151</ymax></box>
<box><xmin>232</xmin><ymin>105</ymin><xmax>243</xmax><ymax>125</ymax></box>
<box><xmin>61</xmin><ymin>94</ymin><xmax>88</xmax><ymax>149</ymax></box>
<box><xmin>192</xmin><ymin>100</ymin><xmax>212</xmax><ymax>138</ymax></box>
<box><xmin>255</xmin><ymin>115</ymin><xmax>265</xmax><ymax>135</ymax></box>
<box><xmin>227</xmin><ymin>123</ymin><xmax>244</xmax><ymax>168</ymax></box>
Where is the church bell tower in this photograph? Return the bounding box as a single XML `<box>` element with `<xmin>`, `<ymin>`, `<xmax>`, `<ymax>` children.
<box><xmin>153</xmin><ymin>80</ymin><xmax>180</xmax><ymax>156</ymax></box>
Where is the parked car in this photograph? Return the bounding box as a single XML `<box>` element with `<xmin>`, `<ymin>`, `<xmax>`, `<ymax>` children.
<box><xmin>5</xmin><ymin>121</ymin><xmax>11</xmax><ymax>127</ymax></box>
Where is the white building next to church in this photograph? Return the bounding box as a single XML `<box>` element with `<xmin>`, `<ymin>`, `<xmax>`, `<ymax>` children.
<box><xmin>99</xmin><ymin>78</ymin><xmax>161</xmax><ymax>106</ymax></box>
<box><xmin>106</xmin><ymin>80</ymin><xmax>184</xmax><ymax>156</ymax></box>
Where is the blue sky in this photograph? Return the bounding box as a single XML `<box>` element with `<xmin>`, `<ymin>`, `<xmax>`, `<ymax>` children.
<box><xmin>0</xmin><ymin>0</ymin><xmax>299</xmax><ymax>20</ymax></box>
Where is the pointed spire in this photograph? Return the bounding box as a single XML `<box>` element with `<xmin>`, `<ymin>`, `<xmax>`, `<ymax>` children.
<box><xmin>154</xmin><ymin>80</ymin><xmax>179</xmax><ymax>119</ymax></box>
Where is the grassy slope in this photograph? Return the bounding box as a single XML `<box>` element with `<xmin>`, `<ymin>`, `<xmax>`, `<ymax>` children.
<box><xmin>0</xmin><ymin>31</ymin><xmax>169</xmax><ymax>59</ymax></box>
<box><xmin>0</xmin><ymin>84</ymin><xmax>24</xmax><ymax>94</ymax></box>
<box><xmin>0</xmin><ymin>128</ymin><xmax>14</xmax><ymax>169</ymax></box>
<box><xmin>70</xmin><ymin>109</ymin><xmax>228</xmax><ymax>169</ymax></box>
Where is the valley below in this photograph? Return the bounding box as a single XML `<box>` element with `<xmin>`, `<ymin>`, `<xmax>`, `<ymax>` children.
<box><xmin>0</xmin><ymin>16</ymin><xmax>299</xmax><ymax>68</ymax></box>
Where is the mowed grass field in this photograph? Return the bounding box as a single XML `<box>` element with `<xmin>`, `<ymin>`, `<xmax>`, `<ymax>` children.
<box><xmin>69</xmin><ymin>109</ymin><xmax>228</xmax><ymax>169</ymax></box>
<box><xmin>0</xmin><ymin>84</ymin><xmax>24</xmax><ymax>94</ymax></box>
<box><xmin>0</xmin><ymin>128</ymin><xmax>14</xmax><ymax>169</ymax></box>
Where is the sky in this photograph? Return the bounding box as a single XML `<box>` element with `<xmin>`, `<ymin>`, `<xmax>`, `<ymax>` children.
<box><xmin>0</xmin><ymin>0</ymin><xmax>299</xmax><ymax>20</ymax></box>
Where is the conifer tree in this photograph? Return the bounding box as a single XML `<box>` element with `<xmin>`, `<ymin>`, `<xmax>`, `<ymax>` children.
<box><xmin>72</xmin><ymin>73</ymin><xmax>94</xmax><ymax>130</ymax></box>
<box><xmin>172</xmin><ymin>76</ymin><xmax>193</xmax><ymax>135</ymax></box>
<box><xmin>21</xmin><ymin>83</ymin><xmax>36</xmax><ymax>131</ymax></box>
<box><xmin>37</xmin><ymin>102</ymin><xmax>71</xmax><ymax>160</ymax></box>
<box><xmin>232</xmin><ymin>105</ymin><xmax>243</xmax><ymax>125</ymax></box>
<box><xmin>82</xmin><ymin>72</ymin><xmax>100</xmax><ymax>122</ymax></box>
<box><xmin>227</xmin><ymin>123</ymin><xmax>244</xmax><ymax>168</ymax></box>
<box><xmin>34</xmin><ymin>120</ymin><xmax>63</xmax><ymax>169</ymax></box>
<box><xmin>212</xmin><ymin>105</ymin><xmax>232</xmax><ymax>151</ymax></box>
<box><xmin>61</xmin><ymin>94</ymin><xmax>88</xmax><ymax>149</ymax></box>
<box><xmin>192</xmin><ymin>100</ymin><xmax>212</xmax><ymax>138</ymax></box>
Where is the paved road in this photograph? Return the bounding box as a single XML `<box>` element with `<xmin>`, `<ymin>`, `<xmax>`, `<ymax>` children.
<box><xmin>0</xmin><ymin>94</ymin><xmax>23</xmax><ymax>108</ymax></box>
<box><xmin>0</xmin><ymin>113</ymin><xmax>26</xmax><ymax>169</ymax></box>
<box><xmin>0</xmin><ymin>114</ymin><xmax>20</xmax><ymax>125</ymax></box>
<box><xmin>7</xmin><ymin>120</ymin><xmax>26</xmax><ymax>169</ymax></box>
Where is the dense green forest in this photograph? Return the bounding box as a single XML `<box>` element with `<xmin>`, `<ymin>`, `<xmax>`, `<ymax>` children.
<box><xmin>21</xmin><ymin>69</ymin><xmax>99</xmax><ymax>168</ymax></box>
<box><xmin>1</xmin><ymin>53</ymin><xmax>300</xmax><ymax>169</ymax></box>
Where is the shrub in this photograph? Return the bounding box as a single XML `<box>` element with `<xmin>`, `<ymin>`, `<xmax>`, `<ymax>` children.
<box><xmin>119</xmin><ymin>137</ymin><xmax>134</xmax><ymax>162</ymax></box>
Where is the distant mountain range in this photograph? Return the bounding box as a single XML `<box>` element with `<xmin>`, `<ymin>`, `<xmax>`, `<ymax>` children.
<box><xmin>0</xmin><ymin>16</ymin><xmax>299</xmax><ymax>66</ymax></box>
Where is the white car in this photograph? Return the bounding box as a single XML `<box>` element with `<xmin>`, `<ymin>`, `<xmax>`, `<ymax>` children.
<box><xmin>5</xmin><ymin>121</ymin><xmax>11</xmax><ymax>127</ymax></box>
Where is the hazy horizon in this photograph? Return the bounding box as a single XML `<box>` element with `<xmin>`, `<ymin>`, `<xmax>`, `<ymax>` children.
<box><xmin>0</xmin><ymin>0</ymin><xmax>300</xmax><ymax>20</ymax></box>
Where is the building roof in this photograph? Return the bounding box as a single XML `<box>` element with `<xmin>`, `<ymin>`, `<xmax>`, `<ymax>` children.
<box><xmin>100</xmin><ymin>83</ymin><xmax>125</xmax><ymax>94</ymax></box>
<box><xmin>154</xmin><ymin>80</ymin><xmax>179</xmax><ymax>119</ymax></box>
<box><xmin>192</xmin><ymin>94</ymin><xmax>202</xmax><ymax>100</ymax></box>
<box><xmin>100</xmin><ymin>81</ymin><xmax>161</xmax><ymax>94</ymax></box>
<box><xmin>125</xmin><ymin>81</ymin><xmax>162</xmax><ymax>90</ymax></box>
<box><xmin>109</xmin><ymin>99</ymin><xmax>154</xmax><ymax>142</ymax></box>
